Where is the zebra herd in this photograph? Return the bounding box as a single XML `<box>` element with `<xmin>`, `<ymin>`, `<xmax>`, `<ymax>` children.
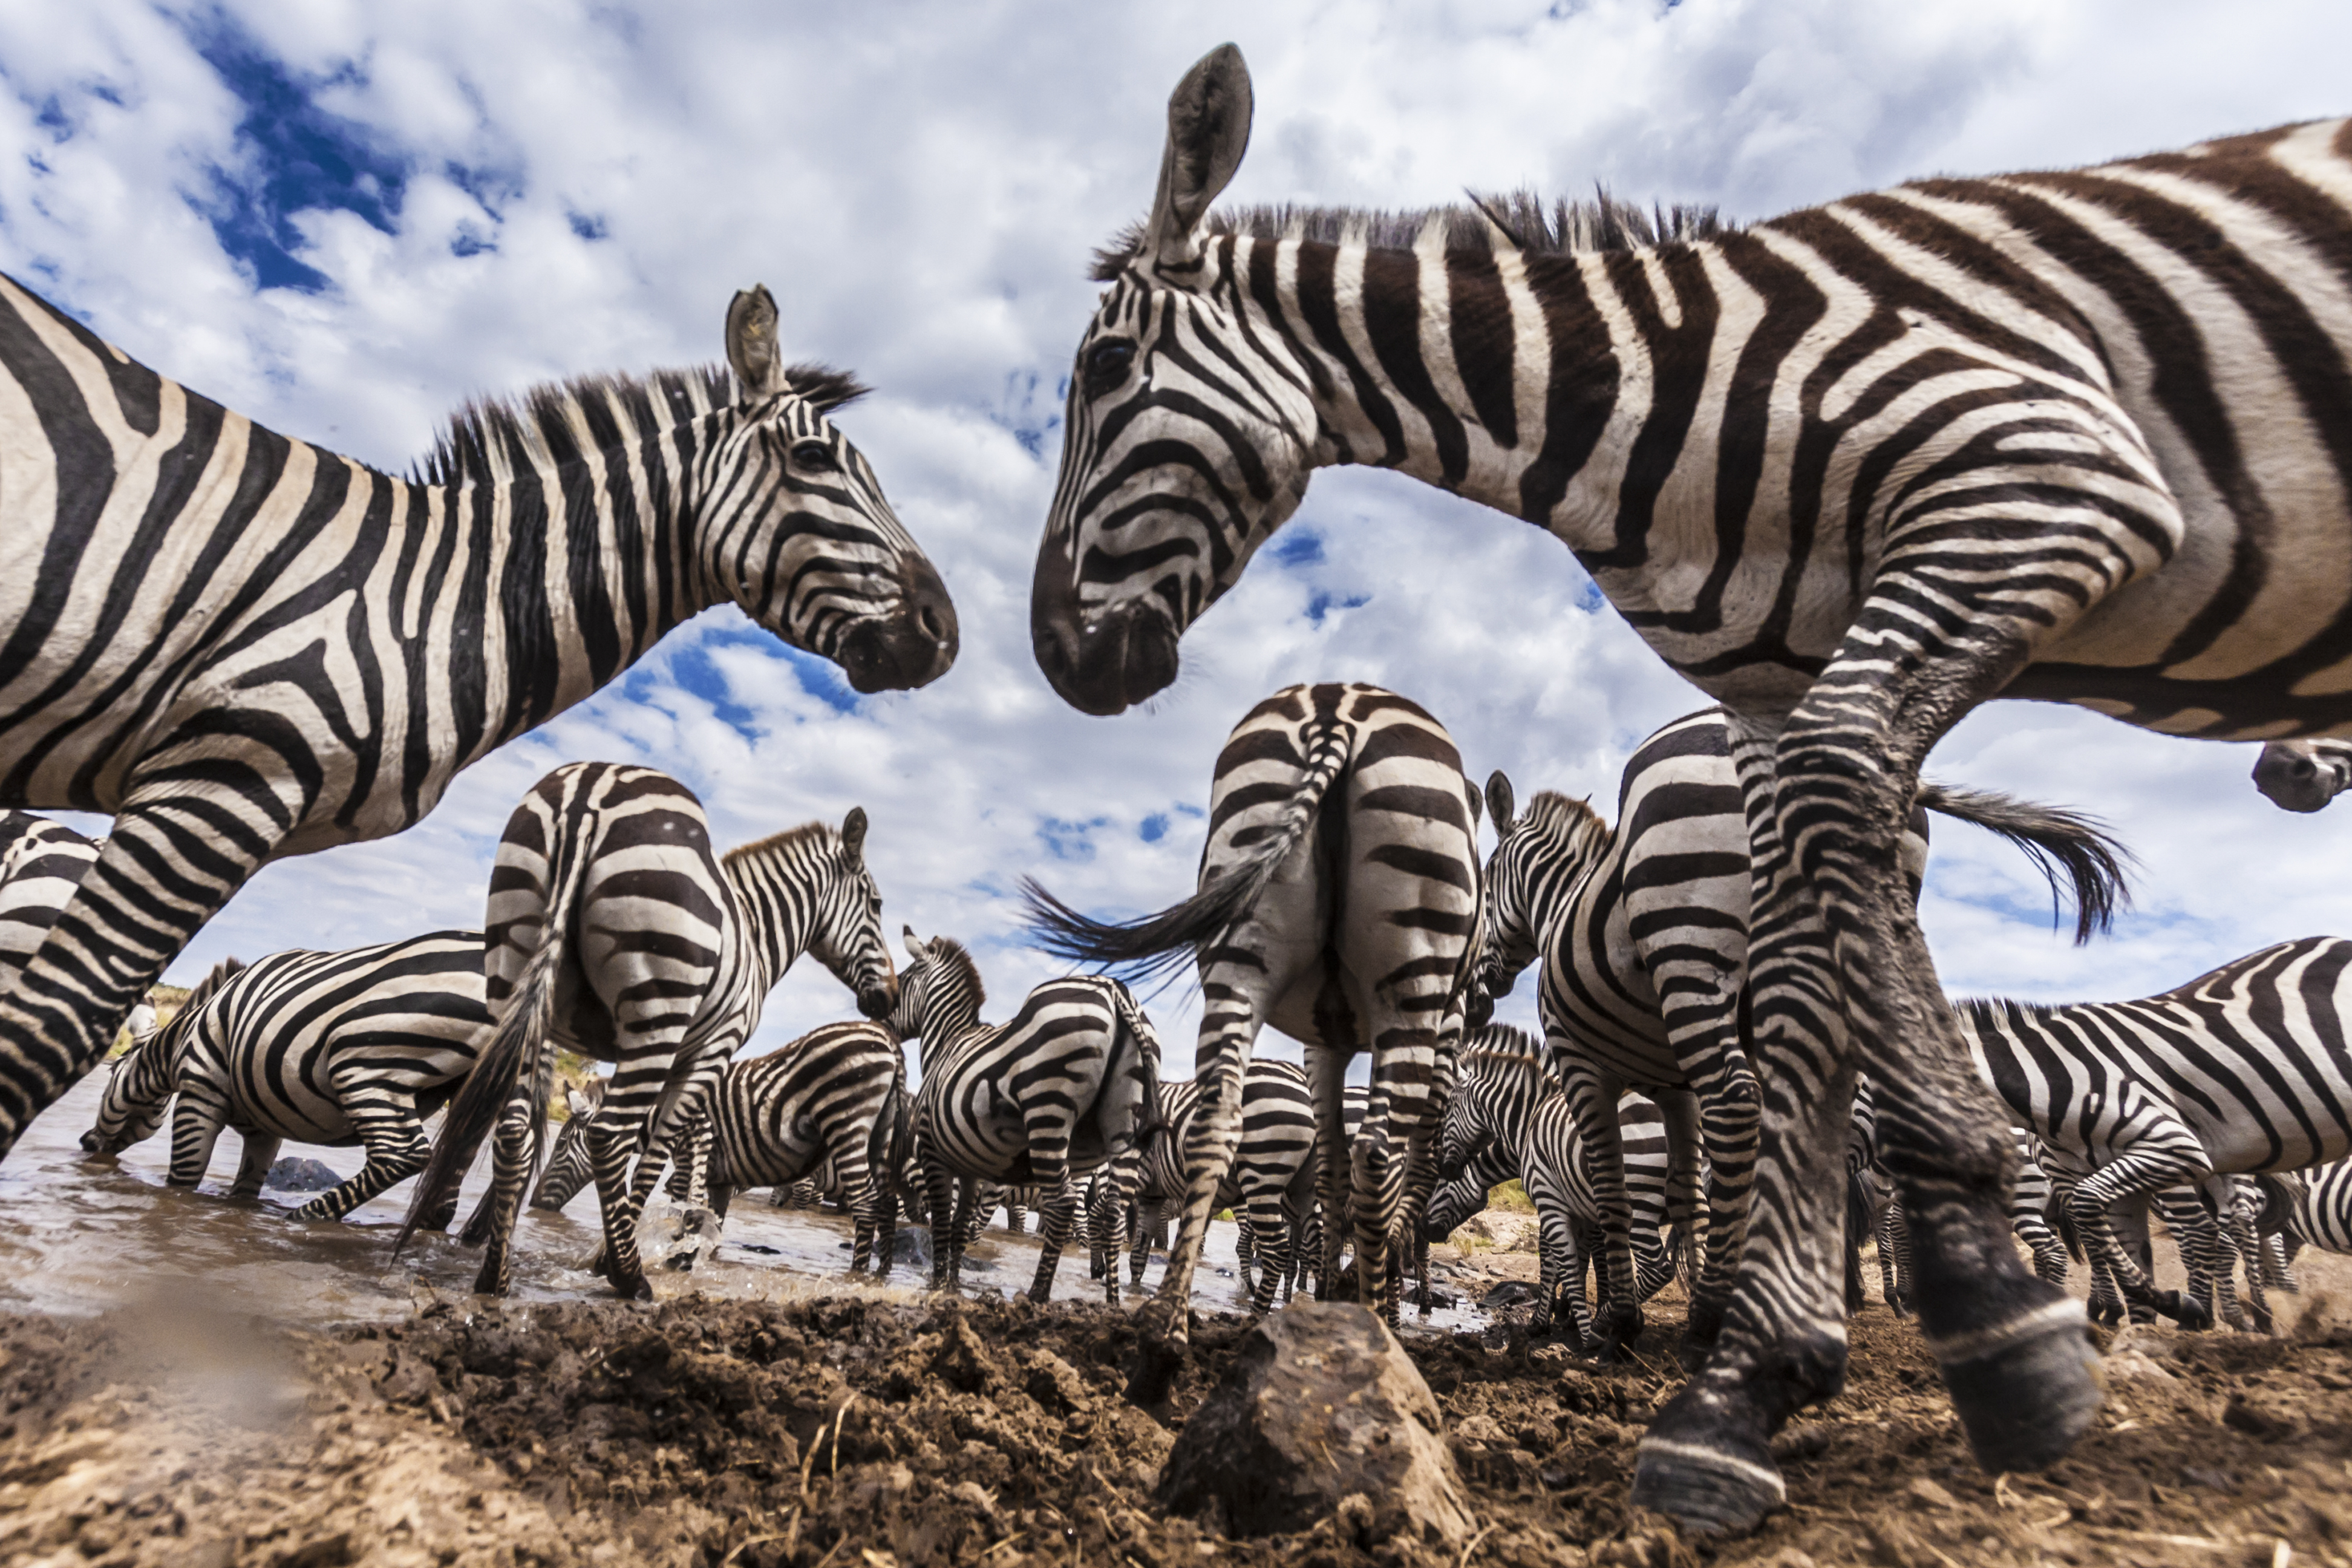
<box><xmin>4</xmin><ymin>37</ymin><xmax>2352</xmax><ymax>1540</ymax></box>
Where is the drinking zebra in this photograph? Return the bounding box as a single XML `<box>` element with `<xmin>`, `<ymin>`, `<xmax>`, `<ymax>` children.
<box><xmin>399</xmin><ymin>763</ymin><xmax>897</xmax><ymax>1301</ymax></box>
<box><xmin>892</xmin><ymin>929</ymin><xmax>1161</xmax><ymax>1305</ymax></box>
<box><xmin>1479</xmin><ymin>708</ymin><xmax>2125</xmax><ymax>1356</ymax></box>
<box><xmin>1024</xmin><ymin>682</ymin><xmax>1485</xmax><ymax>1345</ymax></box>
<box><xmin>1100</xmin><ymin>1057</ymin><xmax>1319</xmax><ymax>1311</ymax></box>
<box><xmin>0</xmin><ymin>279</ymin><xmax>956</xmax><ymax>1167</ymax></box>
<box><xmin>2253</xmin><ymin>739</ymin><xmax>2352</xmax><ymax>813</ymax></box>
<box><xmin>1029</xmin><ymin>45</ymin><xmax>2352</xmax><ymax>1526</ymax></box>
<box><xmin>1961</xmin><ymin>935</ymin><xmax>2352</xmax><ymax>1335</ymax></box>
<box><xmin>80</xmin><ymin>932</ymin><xmax>491</xmax><ymax>1221</ymax></box>
<box><xmin>1426</xmin><ymin>1034</ymin><xmax>1679</xmax><ymax>1348</ymax></box>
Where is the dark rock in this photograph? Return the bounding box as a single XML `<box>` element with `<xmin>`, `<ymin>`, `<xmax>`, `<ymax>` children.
<box><xmin>264</xmin><ymin>1157</ymin><xmax>342</xmax><ymax>1193</ymax></box>
<box><xmin>1480</xmin><ymin>1280</ymin><xmax>1538</xmax><ymax>1309</ymax></box>
<box><xmin>1154</xmin><ymin>1300</ymin><xmax>1475</xmax><ymax>1543</ymax></box>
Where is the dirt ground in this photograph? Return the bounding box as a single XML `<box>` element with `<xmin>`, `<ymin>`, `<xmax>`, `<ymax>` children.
<box><xmin>7</xmin><ymin>1235</ymin><xmax>2352</xmax><ymax>1568</ymax></box>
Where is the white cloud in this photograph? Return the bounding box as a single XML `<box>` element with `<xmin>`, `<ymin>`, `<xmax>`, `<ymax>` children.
<box><xmin>5</xmin><ymin>0</ymin><xmax>2351</xmax><ymax>1084</ymax></box>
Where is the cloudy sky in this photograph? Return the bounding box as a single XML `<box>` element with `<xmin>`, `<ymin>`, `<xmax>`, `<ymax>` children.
<box><xmin>5</xmin><ymin>0</ymin><xmax>2350</xmax><ymax>1080</ymax></box>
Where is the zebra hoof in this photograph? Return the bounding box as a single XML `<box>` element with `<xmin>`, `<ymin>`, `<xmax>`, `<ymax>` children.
<box><xmin>2171</xmin><ymin>1295</ymin><xmax>2213</xmax><ymax>1333</ymax></box>
<box><xmin>1630</xmin><ymin>1437</ymin><xmax>1786</xmax><ymax>1535</ymax></box>
<box><xmin>1934</xmin><ymin>1304</ymin><xmax>2100</xmax><ymax>1475</ymax></box>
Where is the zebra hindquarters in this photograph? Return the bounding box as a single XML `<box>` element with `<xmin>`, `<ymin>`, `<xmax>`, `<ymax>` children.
<box><xmin>292</xmin><ymin>1091</ymin><xmax>435</xmax><ymax>1223</ymax></box>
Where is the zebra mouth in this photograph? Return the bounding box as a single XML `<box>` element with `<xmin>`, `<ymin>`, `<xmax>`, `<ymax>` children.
<box><xmin>2253</xmin><ymin>746</ymin><xmax>2333</xmax><ymax>812</ymax></box>
<box><xmin>1030</xmin><ymin>594</ymin><xmax>1180</xmax><ymax>717</ymax></box>
<box><xmin>857</xmin><ymin>984</ymin><xmax>895</xmax><ymax>1021</ymax></box>
<box><xmin>837</xmin><ymin>556</ymin><xmax>959</xmax><ymax>694</ymax></box>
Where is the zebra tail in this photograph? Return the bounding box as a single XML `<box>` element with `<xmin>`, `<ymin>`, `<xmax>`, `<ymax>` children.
<box><xmin>1019</xmin><ymin>715</ymin><xmax>1356</xmax><ymax>981</ymax></box>
<box><xmin>1915</xmin><ymin>782</ymin><xmax>2134</xmax><ymax>945</ymax></box>
<box><xmin>2051</xmin><ymin>1192</ymin><xmax>2085</xmax><ymax>1263</ymax></box>
<box><xmin>393</xmin><ymin>828</ymin><xmax>593</xmax><ymax>1256</ymax></box>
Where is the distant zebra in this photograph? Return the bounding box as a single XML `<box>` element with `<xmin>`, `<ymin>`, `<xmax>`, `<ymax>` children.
<box><xmin>1964</xmin><ymin>936</ymin><xmax>2352</xmax><ymax>1330</ymax></box>
<box><xmin>0</xmin><ymin>278</ymin><xmax>956</xmax><ymax>1168</ymax></box>
<box><xmin>82</xmin><ymin>932</ymin><xmax>491</xmax><ymax>1221</ymax></box>
<box><xmin>893</xmin><ymin>930</ymin><xmax>1161</xmax><ymax>1305</ymax></box>
<box><xmin>399</xmin><ymin>764</ymin><xmax>897</xmax><ymax>1301</ymax></box>
<box><xmin>0</xmin><ymin>814</ymin><xmax>98</xmax><ymax>981</ymax></box>
<box><xmin>1025</xmin><ymin>45</ymin><xmax>2352</xmax><ymax>1525</ymax></box>
<box><xmin>1428</xmin><ymin>1036</ymin><xmax>1677</xmax><ymax>1347</ymax></box>
<box><xmin>1104</xmin><ymin>1058</ymin><xmax>1318</xmax><ymax>1312</ymax></box>
<box><xmin>2253</xmin><ymin>740</ymin><xmax>2352</xmax><ymax>814</ymax></box>
<box><xmin>1480</xmin><ymin>708</ymin><xmax>2125</xmax><ymax>1354</ymax></box>
<box><xmin>1025</xmin><ymin>682</ymin><xmax>1485</xmax><ymax>1349</ymax></box>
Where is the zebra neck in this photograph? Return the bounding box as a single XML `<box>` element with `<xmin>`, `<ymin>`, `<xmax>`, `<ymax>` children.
<box><xmin>1245</xmin><ymin>235</ymin><xmax>1628</xmax><ymax>535</ymax></box>
<box><xmin>414</xmin><ymin>406</ymin><xmax>731</xmax><ymax>760</ymax></box>
<box><xmin>722</xmin><ymin>856</ymin><xmax>822</xmax><ymax>991</ymax></box>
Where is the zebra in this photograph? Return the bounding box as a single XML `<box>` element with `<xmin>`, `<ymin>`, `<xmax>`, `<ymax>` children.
<box><xmin>1847</xmin><ymin>1109</ymin><xmax>2066</xmax><ymax>1316</ymax></box>
<box><xmin>0</xmin><ymin>813</ymin><xmax>98</xmax><ymax>981</ymax></box>
<box><xmin>399</xmin><ymin>763</ymin><xmax>897</xmax><ymax>1301</ymax></box>
<box><xmin>1962</xmin><ymin>935</ymin><xmax>2352</xmax><ymax>1339</ymax></box>
<box><xmin>1478</xmin><ymin>708</ymin><xmax>2125</xmax><ymax>1356</ymax></box>
<box><xmin>892</xmin><ymin>929</ymin><xmax>1162</xmax><ymax>1305</ymax></box>
<box><xmin>2282</xmin><ymin>1158</ymin><xmax>2352</xmax><ymax>1257</ymax></box>
<box><xmin>2253</xmin><ymin>739</ymin><xmax>2352</xmax><ymax>813</ymax></box>
<box><xmin>1028</xmin><ymin>45</ymin><xmax>2352</xmax><ymax>1525</ymax></box>
<box><xmin>79</xmin><ymin>932</ymin><xmax>490</xmax><ymax>1221</ymax></box>
<box><xmin>1024</xmin><ymin>682</ymin><xmax>1485</xmax><ymax>1347</ymax></box>
<box><xmin>1100</xmin><ymin>1057</ymin><xmax>1319</xmax><ymax>1312</ymax></box>
<box><xmin>1427</xmin><ymin>1036</ymin><xmax>1679</xmax><ymax>1348</ymax></box>
<box><xmin>0</xmin><ymin>278</ymin><xmax>956</xmax><ymax>1168</ymax></box>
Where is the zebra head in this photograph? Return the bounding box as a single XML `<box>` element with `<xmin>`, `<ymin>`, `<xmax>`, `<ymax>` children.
<box><xmin>713</xmin><ymin>286</ymin><xmax>958</xmax><ymax>693</ymax></box>
<box><xmin>1031</xmin><ymin>44</ymin><xmax>1319</xmax><ymax>716</ymax></box>
<box><xmin>890</xmin><ymin>927</ymin><xmax>985</xmax><ymax>1055</ymax></box>
<box><xmin>1477</xmin><ymin>772</ymin><xmax>1610</xmax><ymax>1004</ymax></box>
<box><xmin>802</xmin><ymin>808</ymin><xmax>897</xmax><ymax>1021</ymax></box>
<box><xmin>2252</xmin><ymin>737</ymin><xmax>2352</xmax><ymax>813</ymax></box>
<box><xmin>80</xmin><ymin>956</ymin><xmax>244</xmax><ymax>1155</ymax></box>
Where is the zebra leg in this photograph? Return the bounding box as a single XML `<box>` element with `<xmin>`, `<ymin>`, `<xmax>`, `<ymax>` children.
<box><xmin>0</xmin><ymin>805</ymin><xmax>273</xmax><ymax>1161</ymax></box>
<box><xmin>165</xmin><ymin>1082</ymin><xmax>232</xmax><ymax>1191</ymax></box>
<box><xmin>471</xmin><ymin>1081</ymin><xmax>544</xmax><ymax>1296</ymax></box>
<box><xmin>922</xmin><ymin>1151</ymin><xmax>958</xmax><ymax>1292</ymax></box>
<box><xmin>1555</xmin><ymin>1061</ymin><xmax>1642</xmax><ymax>1357</ymax></box>
<box><xmin>1243</xmin><ymin>1191</ymin><xmax>1292</xmax><ymax>1316</ymax></box>
<box><xmin>2163</xmin><ymin>1189</ymin><xmax>2239</xmax><ymax>1330</ymax></box>
<box><xmin>1137</xmin><ymin>1018</ymin><xmax>1257</xmax><ymax>1352</ymax></box>
<box><xmin>1130</xmin><ymin>1195</ymin><xmax>1159</xmax><ymax>1285</ymax></box>
<box><xmin>2065</xmin><ymin>1118</ymin><xmax>2214</xmax><ymax>1328</ymax></box>
<box><xmin>229</xmin><ymin>1129</ymin><xmax>281</xmax><ymax>1200</ymax></box>
<box><xmin>294</xmin><ymin>1099</ymin><xmax>431</xmax><ymax>1223</ymax></box>
<box><xmin>1307</xmin><ymin>1050</ymin><xmax>1351</xmax><ymax>1299</ymax></box>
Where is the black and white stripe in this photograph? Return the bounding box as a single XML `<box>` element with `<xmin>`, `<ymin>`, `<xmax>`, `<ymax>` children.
<box><xmin>1024</xmin><ymin>681</ymin><xmax>1486</xmax><ymax>1340</ymax></box>
<box><xmin>1428</xmin><ymin>1036</ymin><xmax>1678</xmax><ymax>1348</ymax></box>
<box><xmin>0</xmin><ymin>281</ymin><xmax>956</xmax><ymax>1169</ymax></box>
<box><xmin>1030</xmin><ymin>46</ymin><xmax>2352</xmax><ymax>1525</ymax></box>
<box><xmin>1964</xmin><ymin>935</ymin><xmax>2352</xmax><ymax>1332</ymax></box>
<box><xmin>1478</xmin><ymin>707</ymin><xmax>2122</xmax><ymax>1354</ymax></box>
<box><xmin>0</xmin><ymin>812</ymin><xmax>98</xmax><ymax>982</ymax></box>
<box><xmin>892</xmin><ymin>929</ymin><xmax>1162</xmax><ymax>1305</ymax></box>
<box><xmin>400</xmin><ymin>762</ymin><xmax>897</xmax><ymax>1301</ymax></box>
<box><xmin>80</xmin><ymin>932</ymin><xmax>490</xmax><ymax>1221</ymax></box>
<box><xmin>2284</xmin><ymin>1158</ymin><xmax>2352</xmax><ymax>1256</ymax></box>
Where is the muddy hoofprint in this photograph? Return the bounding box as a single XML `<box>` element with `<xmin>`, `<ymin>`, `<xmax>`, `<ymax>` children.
<box><xmin>1024</xmin><ymin>682</ymin><xmax>1486</xmax><ymax>1338</ymax></box>
<box><xmin>892</xmin><ymin>931</ymin><xmax>1161</xmax><ymax>1306</ymax></box>
<box><xmin>400</xmin><ymin>762</ymin><xmax>896</xmax><ymax>1302</ymax></box>
<box><xmin>1030</xmin><ymin>40</ymin><xmax>2352</xmax><ymax>1529</ymax></box>
<box><xmin>77</xmin><ymin>932</ymin><xmax>492</xmax><ymax>1223</ymax></box>
<box><xmin>1962</xmin><ymin>937</ymin><xmax>2352</xmax><ymax>1330</ymax></box>
<box><xmin>1428</xmin><ymin>1036</ymin><xmax>1679</xmax><ymax>1348</ymax></box>
<box><xmin>0</xmin><ymin>280</ymin><xmax>958</xmax><ymax>1172</ymax></box>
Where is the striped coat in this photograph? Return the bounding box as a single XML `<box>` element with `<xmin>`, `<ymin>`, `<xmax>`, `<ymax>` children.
<box><xmin>80</xmin><ymin>932</ymin><xmax>489</xmax><ymax>1221</ymax></box>
<box><xmin>1028</xmin><ymin>45</ymin><xmax>2352</xmax><ymax>1525</ymax></box>
<box><xmin>0</xmin><ymin>278</ymin><xmax>955</xmax><ymax>1168</ymax></box>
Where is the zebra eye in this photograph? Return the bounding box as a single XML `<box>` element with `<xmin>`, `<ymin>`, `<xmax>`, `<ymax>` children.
<box><xmin>791</xmin><ymin>439</ymin><xmax>838</xmax><ymax>472</ymax></box>
<box><xmin>1083</xmin><ymin>338</ymin><xmax>1137</xmax><ymax>399</ymax></box>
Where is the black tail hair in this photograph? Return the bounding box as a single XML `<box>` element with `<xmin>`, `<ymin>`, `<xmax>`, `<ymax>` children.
<box><xmin>1021</xmin><ymin>713</ymin><xmax>1356</xmax><ymax>981</ymax></box>
<box><xmin>1916</xmin><ymin>782</ymin><xmax>2134</xmax><ymax>945</ymax></box>
<box><xmin>394</xmin><ymin>818</ymin><xmax>595</xmax><ymax>1255</ymax></box>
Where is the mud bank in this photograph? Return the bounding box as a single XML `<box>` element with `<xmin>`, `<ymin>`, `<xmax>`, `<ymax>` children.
<box><xmin>6</xmin><ymin>1289</ymin><xmax>2352</xmax><ymax>1568</ymax></box>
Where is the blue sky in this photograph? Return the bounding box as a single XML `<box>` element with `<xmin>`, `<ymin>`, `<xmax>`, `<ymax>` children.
<box><xmin>5</xmin><ymin>0</ymin><xmax>2351</xmax><ymax>1076</ymax></box>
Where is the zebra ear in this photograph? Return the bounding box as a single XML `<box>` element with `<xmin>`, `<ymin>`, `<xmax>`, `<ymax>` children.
<box><xmin>566</xmin><ymin>1089</ymin><xmax>591</xmax><ymax>1119</ymax></box>
<box><xmin>1485</xmin><ymin>771</ymin><xmax>1517</xmax><ymax>831</ymax></box>
<box><xmin>1146</xmin><ymin>44</ymin><xmax>1253</xmax><ymax>271</ymax></box>
<box><xmin>902</xmin><ymin>924</ymin><xmax>928</xmax><ymax>963</ymax></box>
<box><xmin>841</xmin><ymin>806</ymin><xmax>869</xmax><ymax>864</ymax></box>
<box><xmin>726</xmin><ymin>285</ymin><xmax>788</xmax><ymax>400</ymax></box>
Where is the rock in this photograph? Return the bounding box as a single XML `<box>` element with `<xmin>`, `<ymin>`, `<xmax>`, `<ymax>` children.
<box><xmin>264</xmin><ymin>1157</ymin><xmax>342</xmax><ymax>1193</ymax></box>
<box><xmin>1154</xmin><ymin>1301</ymin><xmax>1477</xmax><ymax>1544</ymax></box>
<box><xmin>1905</xmin><ymin>1477</ymin><xmax>1958</xmax><ymax>1510</ymax></box>
<box><xmin>1480</xmin><ymin>1280</ymin><xmax>1538</xmax><ymax>1310</ymax></box>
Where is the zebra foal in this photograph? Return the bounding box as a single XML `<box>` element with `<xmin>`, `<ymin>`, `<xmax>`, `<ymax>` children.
<box><xmin>1029</xmin><ymin>45</ymin><xmax>2352</xmax><ymax>1525</ymax></box>
<box><xmin>1024</xmin><ymin>682</ymin><xmax>1486</xmax><ymax>1348</ymax></box>
<box><xmin>400</xmin><ymin>762</ymin><xmax>897</xmax><ymax>1301</ymax></box>
<box><xmin>80</xmin><ymin>932</ymin><xmax>491</xmax><ymax>1221</ymax></box>
<box><xmin>892</xmin><ymin>929</ymin><xmax>1161</xmax><ymax>1305</ymax></box>
<box><xmin>0</xmin><ymin>279</ymin><xmax>955</xmax><ymax>1166</ymax></box>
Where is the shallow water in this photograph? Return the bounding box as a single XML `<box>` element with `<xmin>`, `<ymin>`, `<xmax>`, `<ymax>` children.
<box><xmin>1</xmin><ymin>1068</ymin><xmax>1482</xmax><ymax>1334</ymax></box>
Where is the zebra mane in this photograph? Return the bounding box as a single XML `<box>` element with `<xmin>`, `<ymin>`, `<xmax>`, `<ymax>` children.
<box><xmin>1519</xmin><ymin>789</ymin><xmax>1610</xmax><ymax>842</ymax></box>
<box><xmin>183</xmin><ymin>955</ymin><xmax>245</xmax><ymax>1010</ymax></box>
<box><xmin>412</xmin><ymin>361</ymin><xmax>870</xmax><ymax>489</ymax></box>
<box><xmin>1466</xmin><ymin>1048</ymin><xmax>1543</xmax><ymax>1073</ymax></box>
<box><xmin>1090</xmin><ymin>191</ymin><xmax>1732</xmax><ymax>281</ymax></box>
<box><xmin>722</xmin><ymin>820</ymin><xmax>839</xmax><ymax>874</ymax></box>
<box><xmin>916</xmin><ymin>935</ymin><xmax>986</xmax><ymax>1010</ymax></box>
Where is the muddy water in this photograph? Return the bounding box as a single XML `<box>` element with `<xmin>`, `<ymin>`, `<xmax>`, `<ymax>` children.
<box><xmin>0</xmin><ymin>1067</ymin><xmax>1483</xmax><ymax>1333</ymax></box>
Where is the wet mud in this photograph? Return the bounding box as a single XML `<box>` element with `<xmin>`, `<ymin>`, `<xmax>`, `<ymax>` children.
<box><xmin>9</xmin><ymin>1272</ymin><xmax>2352</xmax><ymax>1568</ymax></box>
